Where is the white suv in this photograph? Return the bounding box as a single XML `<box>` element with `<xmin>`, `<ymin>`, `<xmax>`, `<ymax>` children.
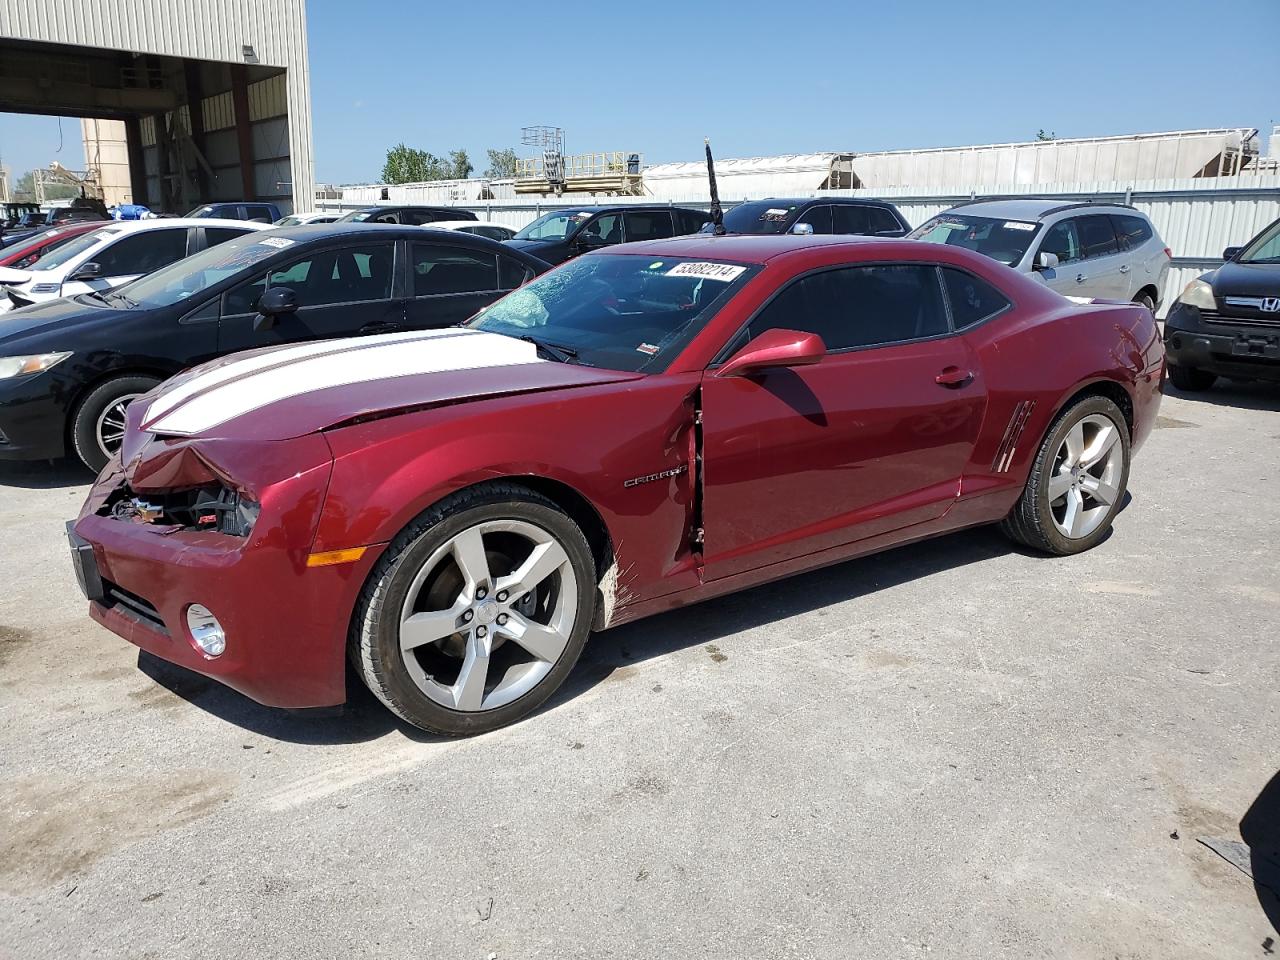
<box><xmin>909</xmin><ymin>199</ymin><xmax>1171</xmax><ymax>311</ymax></box>
<box><xmin>0</xmin><ymin>218</ymin><xmax>264</xmax><ymax>313</ymax></box>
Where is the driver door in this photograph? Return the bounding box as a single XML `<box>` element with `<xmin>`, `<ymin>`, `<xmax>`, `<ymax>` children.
<box><xmin>699</xmin><ymin>263</ymin><xmax>988</xmax><ymax>580</ymax></box>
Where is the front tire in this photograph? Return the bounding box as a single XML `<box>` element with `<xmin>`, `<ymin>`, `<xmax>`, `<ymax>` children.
<box><xmin>1000</xmin><ymin>395</ymin><xmax>1131</xmax><ymax>555</ymax></box>
<box><xmin>1134</xmin><ymin>291</ymin><xmax>1156</xmax><ymax>314</ymax></box>
<box><xmin>71</xmin><ymin>375</ymin><xmax>160</xmax><ymax>472</ymax></box>
<box><xmin>1168</xmin><ymin>363</ymin><xmax>1217</xmax><ymax>392</ymax></box>
<box><xmin>351</xmin><ymin>482</ymin><xmax>596</xmax><ymax>736</ymax></box>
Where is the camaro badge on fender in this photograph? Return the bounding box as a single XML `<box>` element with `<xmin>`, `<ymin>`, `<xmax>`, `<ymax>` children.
<box><xmin>624</xmin><ymin>465</ymin><xmax>688</xmax><ymax>488</ymax></box>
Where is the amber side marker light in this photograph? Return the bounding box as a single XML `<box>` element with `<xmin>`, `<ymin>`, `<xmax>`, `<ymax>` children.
<box><xmin>306</xmin><ymin>547</ymin><xmax>368</xmax><ymax>567</ymax></box>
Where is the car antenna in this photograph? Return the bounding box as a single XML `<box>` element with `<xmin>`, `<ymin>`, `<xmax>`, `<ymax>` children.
<box><xmin>705</xmin><ymin>137</ymin><xmax>726</xmax><ymax>236</ymax></box>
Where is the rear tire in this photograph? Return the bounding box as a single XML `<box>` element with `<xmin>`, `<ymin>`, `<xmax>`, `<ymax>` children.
<box><xmin>351</xmin><ymin>482</ymin><xmax>596</xmax><ymax>736</ymax></box>
<box><xmin>1168</xmin><ymin>364</ymin><xmax>1217</xmax><ymax>392</ymax></box>
<box><xmin>70</xmin><ymin>375</ymin><xmax>160</xmax><ymax>473</ymax></box>
<box><xmin>1000</xmin><ymin>395</ymin><xmax>1130</xmax><ymax>556</ymax></box>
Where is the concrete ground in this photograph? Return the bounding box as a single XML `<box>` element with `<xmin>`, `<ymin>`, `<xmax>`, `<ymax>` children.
<box><xmin>1</xmin><ymin>384</ymin><xmax>1277</xmax><ymax>960</ymax></box>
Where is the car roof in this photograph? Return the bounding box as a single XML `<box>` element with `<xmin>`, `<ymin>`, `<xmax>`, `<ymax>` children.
<box><xmin>942</xmin><ymin>198</ymin><xmax>1141</xmax><ymax>221</ymax></box>
<box><xmin>98</xmin><ymin>217</ymin><xmax>266</xmax><ymax>232</ymax></box>
<box><xmin>426</xmin><ymin>220</ymin><xmax>511</xmax><ymax>229</ymax></box>
<box><xmin>739</xmin><ymin>197</ymin><xmax>900</xmax><ymax>209</ymax></box>
<box><xmin>604</xmin><ymin>232</ymin><xmax>930</xmax><ymax>264</ymax></box>
<box><xmin>535</xmin><ymin>204</ymin><xmax>704</xmax><ymax>214</ymax></box>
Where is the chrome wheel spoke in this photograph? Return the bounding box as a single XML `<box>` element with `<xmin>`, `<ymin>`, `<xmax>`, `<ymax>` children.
<box><xmin>500</xmin><ymin>612</ymin><xmax>570</xmax><ymax>663</ymax></box>
<box><xmin>496</xmin><ymin>539</ymin><xmax>568</xmax><ymax>601</ymax></box>
<box><xmin>400</xmin><ymin>602</ymin><xmax>466</xmax><ymax>651</ymax></box>
<box><xmin>1079</xmin><ymin>475</ymin><xmax>1119</xmax><ymax>506</ymax></box>
<box><xmin>451</xmin><ymin>632</ymin><xmax>492</xmax><ymax>710</ymax></box>
<box><xmin>1080</xmin><ymin>424</ymin><xmax>1118</xmax><ymax>469</ymax></box>
<box><xmin>1062</xmin><ymin>422</ymin><xmax>1086</xmax><ymax>466</ymax></box>
<box><xmin>451</xmin><ymin>527</ymin><xmax>491</xmax><ymax>593</ymax></box>
<box><xmin>1047</xmin><ymin>471</ymin><xmax>1074</xmax><ymax>502</ymax></box>
<box><xmin>1062</xmin><ymin>488</ymin><xmax>1086</xmax><ymax>537</ymax></box>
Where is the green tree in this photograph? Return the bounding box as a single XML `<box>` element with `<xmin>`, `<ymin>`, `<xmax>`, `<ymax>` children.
<box><xmin>381</xmin><ymin>143</ymin><xmax>442</xmax><ymax>184</ymax></box>
<box><xmin>484</xmin><ymin>147</ymin><xmax>518</xmax><ymax>179</ymax></box>
<box><xmin>1035</xmin><ymin>129</ymin><xmax>1057</xmax><ymax>142</ymax></box>
<box><xmin>447</xmin><ymin>149</ymin><xmax>473</xmax><ymax>180</ymax></box>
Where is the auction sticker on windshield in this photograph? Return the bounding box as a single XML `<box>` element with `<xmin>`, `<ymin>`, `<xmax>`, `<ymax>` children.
<box><xmin>258</xmin><ymin>236</ymin><xmax>296</xmax><ymax>249</ymax></box>
<box><xmin>666</xmin><ymin>261</ymin><xmax>747</xmax><ymax>282</ymax></box>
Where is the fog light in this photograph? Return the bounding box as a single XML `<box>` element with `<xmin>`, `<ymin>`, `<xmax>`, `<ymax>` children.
<box><xmin>186</xmin><ymin>604</ymin><xmax>226</xmax><ymax>657</ymax></box>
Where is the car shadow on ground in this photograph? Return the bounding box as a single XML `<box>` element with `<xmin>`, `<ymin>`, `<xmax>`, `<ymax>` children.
<box><xmin>1241</xmin><ymin>769</ymin><xmax>1280</xmax><ymax>939</ymax></box>
<box><xmin>1164</xmin><ymin>379</ymin><xmax>1280</xmax><ymax>412</ymax></box>
<box><xmin>0</xmin><ymin>458</ymin><xmax>93</xmax><ymax>490</ymax></box>
<box><xmin>140</xmin><ymin>523</ymin><xmax>1040</xmax><ymax>745</ymax></box>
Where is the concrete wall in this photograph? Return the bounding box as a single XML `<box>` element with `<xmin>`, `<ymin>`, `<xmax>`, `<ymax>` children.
<box><xmin>80</xmin><ymin>118</ymin><xmax>131</xmax><ymax>206</ymax></box>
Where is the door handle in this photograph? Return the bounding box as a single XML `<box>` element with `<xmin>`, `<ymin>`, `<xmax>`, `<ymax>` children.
<box><xmin>1075</xmin><ymin>274</ymin><xmax>1087</xmax><ymax>283</ymax></box>
<box><xmin>360</xmin><ymin>321</ymin><xmax>401</xmax><ymax>335</ymax></box>
<box><xmin>1118</xmin><ymin>264</ymin><xmax>1131</xmax><ymax>274</ymax></box>
<box><xmin>935</xmin><ymin>366</ymin><xmax>974</xmax><ymax>388</ymax></box>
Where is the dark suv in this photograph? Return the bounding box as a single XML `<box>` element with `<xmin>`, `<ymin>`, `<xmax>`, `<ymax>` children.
<box><xmin>712</xmin><ymin>197</ymin><xmax>909</xmax><ymax>237</ymax></box>
<box><xmin>187</xmin><ymin>202</ymin><xmax>283</xmax><ymax>223</ymax></box>
<box><xmin>336</xmin><ymin>206</ymin><xmax>478</xmax><ymax>226</ymax></box>
<box><xmin>506</xmin><ymin>205</ymin><xmax>709</xmax><ymax>265</ymax></box>
<box><xmin>1163</xmin><ymin>216</ymin><xmax>1280</xmax><ymax>391</ymax></box>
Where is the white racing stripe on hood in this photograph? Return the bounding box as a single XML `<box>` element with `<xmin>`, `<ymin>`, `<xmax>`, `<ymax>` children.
<box><xmin>144</xmin><ymin>329</ymin><xmax>542</xmax><ymax>436</ymax></box>
<box><xmin>145</xmin><ymin>328</ymin><xmax>467</xmax><ymax>422</ymax></box>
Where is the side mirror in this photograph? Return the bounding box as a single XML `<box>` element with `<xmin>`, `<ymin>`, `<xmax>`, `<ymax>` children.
<box><xmin>790</xmin><ymin>222</ymin><xmax>815</xmax><ymax>236</ymax></box>
<box><xmin>716</xmin><ymin>328</ymin><xmax>826</xmax><ymax>379</ymax></box>
<box><xmin>69</xmin><ymin>261</ymin><xmax>103</xmax><ymax>282</ymax></box>
<box><xmin>576</xmin><ymin>232</ymin><xmax>607</xmax><ymax>250</ymax></box>
<box><xmin>1034</xmin><ymin>251</ymin><xmax>1060</xmax><ymax>271</ymax></box>
<box><xmin>1223</xmin><ymin>246</ymin><xmax>1242</xmax><ymax>261</ymax></box>
<box><xmin>254</xmin><ymin>287</ymin><xmax>299</xmax><ymax>330</ymax></box>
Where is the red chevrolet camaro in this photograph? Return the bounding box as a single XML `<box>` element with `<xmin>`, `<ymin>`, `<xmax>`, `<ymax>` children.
<box><xmin>70</xmin><ymin>234</ymin><xmax>1164</xmax><ymax>735</ymax></box>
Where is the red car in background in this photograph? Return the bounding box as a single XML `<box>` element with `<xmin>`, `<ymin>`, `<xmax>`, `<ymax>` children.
<box><xmin>70</xmin><ymin>235</ymin><xmax>1164</xmax><ymax>735</ymax></box>
<box><xmin>0</xmin><ymin>221</ymin><xmax>105</xmax><ymax>272</ymax></box>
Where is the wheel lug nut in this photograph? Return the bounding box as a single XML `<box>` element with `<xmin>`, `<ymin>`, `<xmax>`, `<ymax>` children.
<box><xmin>496</xmin><ymin>590</ymin><xmax>508</xmax><ymax>602</ymax></box>
<box><xmin>497</xmin><ymin>613</ymin><xmax>508</xmax><ymax>625</ymax></box>
<box><xmin>476</xmin><ymin>625</ymin><xmax>487</xmax><ymax>637</ymax></box>
<box><xmin>476</xmin><ymin>587</ymin><xmax>487</xmax><ymax>600</ymax></box>
<box><xmin>462</xmin><ymin>610</ymin><xmax>473</xmax><ymax>622</ymax></box>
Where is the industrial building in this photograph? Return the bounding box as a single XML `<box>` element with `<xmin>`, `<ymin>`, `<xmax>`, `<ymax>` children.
<box><xmin>0</xmin><ymin>0</ymin><xmax>313</xmax><ymax>213</ymax></box>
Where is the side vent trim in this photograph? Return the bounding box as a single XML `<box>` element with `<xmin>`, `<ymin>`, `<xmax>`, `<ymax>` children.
<box><xmin>992</xmin><ymin>400</ymin><xmax>1036</xmax><ymax>473</ymax></box>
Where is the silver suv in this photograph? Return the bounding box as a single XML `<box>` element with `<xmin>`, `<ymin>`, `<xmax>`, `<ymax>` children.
<box><xmin>909</xmin><ymin>199</ymin><xmax>1171</xmax><ymax>311</ymax></box>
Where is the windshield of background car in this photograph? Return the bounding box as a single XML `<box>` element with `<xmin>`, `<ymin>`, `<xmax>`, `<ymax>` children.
<box><xmin>512</xmin><ymin>211</ymin><xmax>593</xmax><ymax>241</ymax></box>
<box><xmin>115</xmin><ymin>233</ymin><xmax>286</xmax><ymax>308</ymax></box>
<box><xmin>908</xmin><ymin>214</ymin><xmax>1040</xmax><ymax>266</ymax></box>
<box><xmin>185</xmin><ymin>205</ymin><xmax>217</xmax><ymax>217</ymax></box>
<box><xmin>715</xmin><ymin>201</ymin><xmax>802</xmax><ymax>235</ymax></box>
<box><xmin>466</xmin><ymin>254</ymin><xmax>760</xmax><ymax>372</ymax></box>
<box><xmin>337</xmin><ymin>210</ymin><xmax>375</xmax><ymax>222</ymax></box>
<box><xmin>27</xmin><ymin>228</ymin><xmax>116</xmax><ymax>271</ymax></box>
<box><xmin>1239</xmin><ymin>221</ymin><xmax>1280</xmax><ymax>264</ymax></box>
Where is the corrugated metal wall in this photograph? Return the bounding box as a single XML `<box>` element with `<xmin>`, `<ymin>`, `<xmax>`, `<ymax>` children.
<box><xmin>318</xmin><ymin>175</ymin><xmax>1280</xmax><ymax>316</ymax></box>
<box><xmin>0</xmin><ymin>0</ymin><xmax>313</xmax><ymax>210</ymax></box>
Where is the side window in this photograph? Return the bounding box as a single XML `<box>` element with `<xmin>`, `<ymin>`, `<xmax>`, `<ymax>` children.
<box><xmin>224</xmin><ymin>273</ymin><xmax>267</xmax><ymax>315</ymax></box>
<box><xmin>1078</xmin><ymin>215</ymin><xmax>1119</xmax><ymax>259</ymax></box>
<box><xmin>1039</xmin><ymin>219</ymin><xmax>1082</xmax><ymax>264</ymax></box>
<box><xmin>942</xmin><ymin>268</ymin><xmax>1012</xmax><ymax>329</ymax></box>
<box><xmin>403</xmin><ymin>210</ymin><xmax>442</xmax><ymax>226</ymax></box>
<box><xmin>676</xmin><ymin>210</ymin><xmax>708</xmax><ymax>234</ymax></box>
<box><xmin>581</xmin><ymin>214</ymin><xmax>622</xmax><ymax>245</ymax></box>
<box><xmin>412</xmin><ymin>243</ymin><xmax>499</xmax><ymax>296</ymax></box>
<box><xmin>498</xmin><ymin>255</ymin><xmax>535</xmax><ymax>290</ymax></box>
<box><xmin>794</xmin><ymin>205</ymin><xmax>833</xmax><ymax>234</ymax></box>
<box><xmin>94</xmin><ymin>229</ymin><xmax>189</xmax><ymax>276</ymax></box>
<box><xmin>831</xmin><ymin>204</ymin><xmax>873</xmax><ymax>235</ymax></box>
<box><xmin>257</xmin><ymin>244</ymin><xmax>395</xmax><ymax>308</ymax></box>
<box><xmin>1113</xmin><ymin>215</ymin><xmax>1153</xmax><ymax>251</ymax></box>
<box><xmin>746</xmin><ymin>264</ymin><xmax>948</xmax><ymax>351</ymax></box>
<box><xmin>868</xmin><ymin>207</ymin><xmax>904</xmax><ymax>234</ymax></box>
<box><xmin>245</xmin><ymin>205</ymin><xmax>275</xmax><ymax>222</ymax></box>
<box><xmin>204</xmin><ymin>227</ymin><xmax>249</xmax><ymax>249</ymax></box>
<box><xmin>370</xmin><ymin>211</ymin><xmax>399</xmax><ymax>224</ymax></box>
<box><xmin>622</xmin><ymin>211</ymin><xmax>675</xmax><ymax>242</ymax></box>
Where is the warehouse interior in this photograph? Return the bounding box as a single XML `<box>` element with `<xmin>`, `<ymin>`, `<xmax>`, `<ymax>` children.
<box><xmin>0</xmin><ymin>36</ymin><xmax>298</xmax><ymax>213</ymax></box>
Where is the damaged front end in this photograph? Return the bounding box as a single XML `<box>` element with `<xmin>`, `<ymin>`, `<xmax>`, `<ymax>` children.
<box><xmin>98</xmin><ymin>482</ymin><xmax>260</xmax><ymax>537</ymax></box>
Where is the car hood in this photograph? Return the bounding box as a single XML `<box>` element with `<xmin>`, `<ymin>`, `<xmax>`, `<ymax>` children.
<box><xmin>506</xmin><ymin>237</ymin><xmax>564</xmax><ymax>253</ymax></box>
<box><xmin>1210</xmin><ymin>259</ymin><xmax>1280</xmax><ymax>298</ymax></box>
<box><xmin>0</xmin><ymin>266</ymin><xmax>31</xmax><ymax>284</ymax></box>
<box><xmin>0</xmin><ymin>295</ymin><xmax>99</xmax><ymax>339</ymax></box>
<box><xmin>131</xmin><ymin>328</ymin><xmax>643</xmax><ymax>446</ymax></box>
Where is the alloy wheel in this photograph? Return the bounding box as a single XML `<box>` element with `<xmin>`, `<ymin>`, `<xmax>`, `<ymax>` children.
<box><xmin>396</xmin><ymin>518</ymin><xmax>578</xmax><ymax>712</ymax></box>
<box><xmin>95</xmin><ymin>393</ymin><xmax>143</xmax><ymax>460</ymax></box>
<box><xmin>1047</xmin><ymin>413</ymin><xmax>1124</xmax><ymax>539</ymax></box>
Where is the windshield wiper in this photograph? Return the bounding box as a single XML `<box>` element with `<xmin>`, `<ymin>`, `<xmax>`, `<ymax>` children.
<box><xmin>518</xmin><ymin>335</ymin><xmax>578</xmax><ymax>364</ymax></box>
<box><xmin>81</xmin><ymin>290</ymin><xmax>111</xmax><ymax>305</ymax></box>
<box><xmin>106</xmin><ymin>290</ymin><xmax>137</xmax><ymax>308</ymax></box>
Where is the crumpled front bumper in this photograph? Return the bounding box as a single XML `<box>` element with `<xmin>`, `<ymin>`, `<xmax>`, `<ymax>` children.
<box><xmin>71</xmin><ymin>432</ymin><xmax>384</xmax><ymax>709</ymax></box>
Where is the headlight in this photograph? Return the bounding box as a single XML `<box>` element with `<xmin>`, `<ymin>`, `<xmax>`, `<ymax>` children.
<box><xmin>1178</xmin><ymin>278</ymin><xmax>1216</xmax><ymax>310</ymax></box>
<box><xmin>0</xmin><ymin>352</ymin><xmax>72</xmax><ymax>379</ymax></box>
<box><xmin>29</xmin><ymin>283</ymin><xmax>61</xmax><ymax>294</ymax></box>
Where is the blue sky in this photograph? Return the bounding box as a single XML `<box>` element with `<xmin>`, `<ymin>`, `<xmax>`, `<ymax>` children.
<box><xmin>2</xmin><ymin>0</ymin><xmax>1277</xmax><ymax>185</ymax></box>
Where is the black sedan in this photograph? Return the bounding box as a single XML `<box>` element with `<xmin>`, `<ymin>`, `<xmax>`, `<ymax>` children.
<box><xmin>1164</xmin><ymin>216</ymin><xmax>1280</xmax><ymax>391</ymax></box>
<box><xmin>0</xmin><ymin>224</ymin><xmax>549</xmax><ymax>470</ymax></box>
